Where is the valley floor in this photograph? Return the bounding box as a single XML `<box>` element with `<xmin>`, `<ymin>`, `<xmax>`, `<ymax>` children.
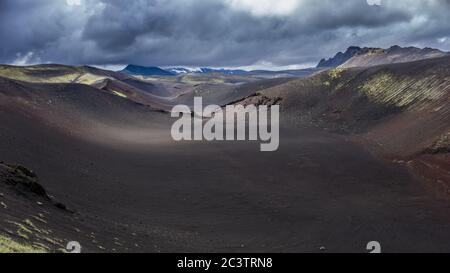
<box><xmin>1</xmin><ymin>110</ymin><xmax>450</xmax><ymax>252</ymax></box>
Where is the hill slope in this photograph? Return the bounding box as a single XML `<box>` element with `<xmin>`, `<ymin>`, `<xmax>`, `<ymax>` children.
<box><xmin>0</xmin><ymin>64</ymin><xmax>130</xmax><ymax>84</ymax></box>
<box><xmin>238</xmin><ymin>56</ymin><xmax>450</xmax><ymax>183</ymax></box>
<box><xmin>0</xmin><ymin>64</ymin><xmax>186</xmax><ymax>108</ymax></box>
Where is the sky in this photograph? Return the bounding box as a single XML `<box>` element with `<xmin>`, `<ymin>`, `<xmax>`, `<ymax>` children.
<box><xmin>0</xmin><ymin>0</ymin><xmax>449</xmax><ymax>70</ymax></box>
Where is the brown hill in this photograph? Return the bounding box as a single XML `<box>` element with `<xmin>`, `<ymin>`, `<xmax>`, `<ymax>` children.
<box><xmin>0</xmin><ymin>64</ymin><xmax>269</xmax><ymax>112</ymax></box>
<box><xmin>237</xmin><ymin>56</ymin><xmax>450</xmax><ymax>184</ymax></box>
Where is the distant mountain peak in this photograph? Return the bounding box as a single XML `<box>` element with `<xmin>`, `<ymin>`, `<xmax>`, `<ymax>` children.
<box><xmin>121</xmin><ymin>65</ymin><xmax>175</xmax><ymax>76</ymax></box>
<box><xmin>165</xmin><ymin>67</ymin><xmax>248</xmax><ymax>75</ymax></box>
<box><xmin>389</xmin><ymin>45</ymin><xmax>402</xmax><ymax>50</ymax></box>
<box><xmin>347</xmin><ymin>46</ymin><xmax>362</xmax><ymax>51</ymax></box>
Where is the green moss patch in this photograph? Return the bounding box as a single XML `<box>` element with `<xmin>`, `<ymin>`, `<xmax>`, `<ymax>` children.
<box><xmin>0</xmin><ymin>235</ymin><xmax>47</xmax><ymax>253</ymax></box>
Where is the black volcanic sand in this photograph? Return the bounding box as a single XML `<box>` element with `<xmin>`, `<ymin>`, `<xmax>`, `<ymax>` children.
<box><xmin>1</xmin><ymin>106</ymin><xmax>450</xmax><ymax>253</ymax></box>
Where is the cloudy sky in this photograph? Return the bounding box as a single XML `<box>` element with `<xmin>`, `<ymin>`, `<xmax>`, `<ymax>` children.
<box><xmin>0</xmin><ymin>0</ymin><xmax>449</xmax><ymax>69</ymax></box>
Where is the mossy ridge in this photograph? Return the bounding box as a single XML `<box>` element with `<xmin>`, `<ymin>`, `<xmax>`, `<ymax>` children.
<box><xmin>328</xmin><ymin>68</ymin><xmax>346</xmax><ymax>80</ymax></box>
<box><xmin>4</xmin><ymin>218</ymin><xmax>64</xmax><ymax>251</ymax></box>
<box><xmin>326</xmin><ymin>68</ymin><xmax>359</xmax><ymax>93</ymax></box>
<box><xmin>0</xmin><ymin>234</ymin><xmax>48</xmax><ymax>253</ymax></box>
<box><xmin>75</xmin><ymin>73</ymin><xmax>113</xmax><ymax>85</ymax></box>
<box><xmin>0</xmin><ymin>65</ymin><xmax>110</xmax><ymax>85</ymax></box>
<box><xmin>311</xmin><ymin>67</ymin><xmax>449</xmax><ymax>109</ymax></box>
<box><xmin>358</xmin><ymin>72</ymin><xmax>449</xmax><ymax>108</ymax></box>
<box><xmin>0</xmin><ymin>65</ymin><xmax>81</xmax><ymax>83</ymax></box>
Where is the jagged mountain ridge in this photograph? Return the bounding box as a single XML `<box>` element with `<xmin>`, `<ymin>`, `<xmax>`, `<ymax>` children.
<box><xmin>317</xmin><ymin>45</ymin><xmax>449</xmax><ymax>68</ymax></box>
<box><xmin>317</xmin><ymin>46</ymin><xmax>363</xmax><ymax>68</ymax></box>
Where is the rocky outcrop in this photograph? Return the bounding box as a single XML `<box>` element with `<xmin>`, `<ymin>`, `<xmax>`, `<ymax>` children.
<box><xmin>0</xmin><ymin>162</ymin><xmax>69</xmax><ymax>211</ymax></box>
<box><xmin>0</xmin><ymin>163</ymin><xmax>48</xmax><ymax>199</ymax></box>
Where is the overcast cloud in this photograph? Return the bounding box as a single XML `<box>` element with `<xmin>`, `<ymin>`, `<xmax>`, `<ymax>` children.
<box><xmin>0</xmin><ymin>0</ymin><xmax>449</xmax><ymax>69</ymax></box>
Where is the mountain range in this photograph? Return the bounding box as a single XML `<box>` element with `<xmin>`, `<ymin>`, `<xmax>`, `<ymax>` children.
<box><xmin>120</xmin><ymin>64</ymin><xmax>324</xmax><ymax>79</ymax></box>
<box><xmin>120</xmin><ymin>46</ymin><xmax>449</xmax><ymax>78</ymax></box>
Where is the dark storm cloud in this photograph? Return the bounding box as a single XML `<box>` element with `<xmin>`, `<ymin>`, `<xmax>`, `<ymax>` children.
<box><xmin>0</xmin><ymin>0</ymin><xmax>449</xmax><ymax>68</ymax></box>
